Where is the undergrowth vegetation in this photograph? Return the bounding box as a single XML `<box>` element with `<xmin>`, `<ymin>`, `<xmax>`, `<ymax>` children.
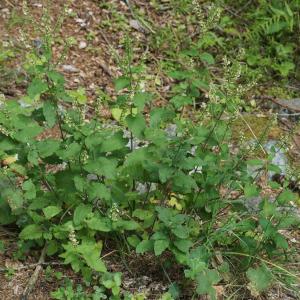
<box><xmin>0</xmin><ymin>1</ymin><xmax>299</xmax><ymax>299</ymax></box>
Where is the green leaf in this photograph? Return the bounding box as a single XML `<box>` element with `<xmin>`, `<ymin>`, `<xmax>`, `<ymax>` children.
<box><xmin>172</xmin><ymin>172</ymin><xmax>197</xmax><ymax>193</ymax></box>
<box><xmin>43</xmin><ymin>101</ymin><xmax>57</xmax><ymax>128</ymax></box>
<box><xmin>274</xmin><ymin>233</ymin><xmax>288</xmax><ymax>250</ymax></box>
<box><xmin>78</xmin><ymin>241</ymin><xmax>107</xmax><ymax>272</ymax></box>
<box><xmin>47</xmin><ymin>70</ymin><xmax>65</xmax><ymax>85</ymax></box>
<box><xmin>88</xmin><ymin>183</ymin><xmax>111</xmax><ymax>202</ymax></box>
<box><xmin>133</xmin><ymin>92</ymin><xmax>153</xmax><ymax>111</ymax></box>
<box><xmin>125</xmin><ymin>113</ymin><xmax>146</xmax><ymax>138</ymax></box>
<box><xmin>84</xmin><ymin>157</ymin><xmax>117</xmax><ymax>179</ymax></box>
<box><xmin>154</xmin><ymin>239</ymin><xmax>169</xmax><ymax>256</ymax></box>
<box><xmin>170</xmin><ymin>95</ymin><xmax>193</xmax><ymax>109</ymax></box>
<box><xmin>115</xmin><ymin>219</ymin><xmax>140</xmax><ymax>231</ymax></box>
<box><xmin>244</xmin><ymin>183</ymin><xmax>259</xmax><ymax>198</ymax></box>
<box><xmin>27</xmin><ymin>150</ymin><xmax>39</xmax><ymax>166</ymax></box>
<box><xmin>20</xmin><ymin>224</ymin><xmax>43</xmax><ymax>240</ymax></box>
<box><xmin>114</xmin><ymin>76</ymin><xmax>131</xmax><ymax>91</ymax></box>
<box><xmin>174</xmin><ymin>239</ymin><xmax>193</xmax><ymax>253</ymax></box>
<box><xmin>195</xmin><ymin>269</ymin><xmax>220</xmax><ymax>300</ymax></box>
<box><xmin>47</xmin><ymin>240</ymin><xmax>59</xmax><ymax>256</ymax></box>
<box><xmin>86</xmin><ymin>217</ymin><xmax>111</xmax><ymax>232</ymax></box>
<box><xmin>172</xmin><ymin>225</ymin><xmax>189</xmax><ymax>239</ymax></box>
<box><xmin>73</xmin><ymin>176</ymin><xmax>86</xmax><ymax>193</ymax></box>
<box><xmin>57</xmin><ymin>142</ymin><xmax>81</xmax><ymax>160</ymax></box>
<box><xmin>43</xmin><ymin>206</ymin><xmax>62</xmax><ymax>219</ymax></box>
<box><xmin>13</xmin><ymin>124</ymin><xmax>43</xmax><ymax>143</ymax></box>
<box><xmin>150</xmin><ymin>108</ymin><xmax>175</xmax><ymax>128</ymax></box>
<box><xmin>99</xmin><ymin>132</ymin><xmax>127</xmax><ymax>152</ymax></box>
<box><xmin>2</xmin><ymin>189</ymin><xmax>24</xmax><ymax>211</ymax></box>
<box><xmin>68</xmin><ymin>87</ymin><xmax>87</xmax><ymax>104</ymax></box>
<box><xmin>159</xmin><ymin>166</ymin><xmax>173</xmax><ymax>183</ymax></box>
<box><xmin>246</xmin><ymin>265</ymin><xmax>273</xmax><ymax>293</ymax></box>
<box><xmin>27</xmin><ymin>78</ymin><xmax>48</xmax><ymax>99</ymax></box>
<box><xmin>136</xmin><ymin>240</ymin><xmax>154</xmax><ymax>254</ymax></box>
<box><xmin>111</xmin><ymin>108</ymin><xmax>123</xmax><ymax>122</ymax></box>
<box><xmin>37</xmin><ymin>139</ymin><xmax>60</xmax><ymax>158</ymax></box>
<box><xmin>22</xmin><ymin>179</ymin><xmax>36</xmax><ymax>200</ymax></box>
<box><xmin>133</xmin><ymin>209</ymin><xmax>153</xmax><ymax>220</ymax></box>
<box><xmin>73</xmin><ymin>204</ymin><xmax>92</xmax><ymax>226</ymax></box>
<box><xmin>277</xmin><ymin>190</ymin><xmax>296</xmax><ymax>205</ymax></box>
<box><xmin>127</xmin><ymin>235</ymin><xmax>140</xmax><ymax>247</ymax></box>
<box><xmin>200</xmin><ymin>52</ymin><xmax>215</xmax><ymax>65</ymax></box>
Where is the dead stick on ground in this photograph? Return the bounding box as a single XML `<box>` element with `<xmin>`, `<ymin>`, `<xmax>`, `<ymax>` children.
<box><xmin>20</xmin><ymin>244</ymin><xmax>47</xmax><ymax>300</ymax></box>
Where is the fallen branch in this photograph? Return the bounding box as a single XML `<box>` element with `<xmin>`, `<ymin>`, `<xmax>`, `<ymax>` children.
<box><xmin>20</xmin><ymin>244</ymin><xmax>47</xmax><ymax>300</ymax></box>
<box><xmin>99</xmin><ymin>60</ymin><xmax>113</xmax><ymax>77</ymax></box>
<box><xmin>0</xmin><ymin>261</ymin><xmax>62</xmax><ymax>273</ymax></box>
<box><xmin>257</xmin><ymin>95</ymin><xmax>300</xmax><ymax>112</ymax></box>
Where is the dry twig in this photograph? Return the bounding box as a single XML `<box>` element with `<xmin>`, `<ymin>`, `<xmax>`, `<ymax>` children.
<box><xmin>20</xmin><ymin>244</ymin><xmax>47</xmax><ymax>300</ymax></box>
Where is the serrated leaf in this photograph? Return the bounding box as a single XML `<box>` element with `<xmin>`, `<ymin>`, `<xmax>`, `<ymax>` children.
<box><xmin>43</xmin><ymin>206</ymin><xmax>62</xmax><ymax>219</ymax></box>
<box><xmin>200</xmin><ymin>52</ymin><xmax>215</xmax><ymax>65</ymax></box>
<box><xmin>125</xmin><ymin>113</ymin><xmax>146</xmax><ymax>138</ymax></box>
<box><xmin>133</xmin><ymin>209</ymin><xmax>153</xmax><ymax>220</ymax></box>
<box><xmin>246</xmin><ymin>265</ymin><xmax>273</xmax><ymax>293</ymax></box>
<box><xmin>115</xmin><ymin>219</ymin><xmax>140</xmax><ymax>231</ymax></box>
<box><xmin>68</xmin><ymin>87</ymin><xmax>87</xmax><ymax>104</ymax></box>
<box><xmin>170</xmin><ymin>95</ymin><xmax>193</xmax><ymax>109</ymax></box>
<box><xmin>27</xmin><ymin>78</ymin><xmax>48</xmax><ymax>99</ymax></box>
<box><xmin>127</xmin><ymin>235</ymin><xmax>140</xmax><ymax>247</ymax></box>
<box><xmin>154</xmin><ymin>239</ymin><xmax>169</xmax><ymax>256</ymax></box>
<box><xmin>22</xmin><ymin>179</ymin><xmax>36</xmax><ymax>200</ymax></box>
<box><xmin>86</xmin><ymin>217</ymin><xmax>111</xmax><ymax>232</ymax></box>
<box><xmin>99</xmin><ymin>132</ymin><xmax>127</xmax><ymax>152</ymax></box>
<box><xmin>73</xmin><ymin>176</ymin><xmax>86</xmax><ymax>192</ymax></box>
<box><xmin>88</xmin><ymin>182</ymin><xmax>111</xmax><ymax>202</ymax></box>
<box><xmin>57</xmin><ymin>142</ymin><xmax>81</xmax><ymax>160</ymax></box>
<box><xmin>133</xmin><ymin>92</ymin><xmax>153</xmax><ymax>111</ymax></box>
<box><xmin>277</xmin><ymin>190</ymin><xmax>296</xmax><ymax>205</ymax></box>
<box><xmin>84</xmin><ymin>157</ymin><xmax>117</xmax><ymax>179</ymax></box>
<box><xmin>78</xmin><ymin>241</ymin><xmax>107</xmax><ymax>272</ymax></box>
<box><xmin>150</xmin><ymin>108</ymin><xmax>175</xmax><ymax>128</ymax></box>
<box><xmin>172</xmin><ymin>225</ymin><xmax>189</xmax><ymax>239</ymax></box>
<box><xmin>274</xmin><ymin>233</ymin><xmax>289</xmax><ymax>249</ymax></box>
<box><xmin>244</xmin><ymin>183</ymin><xmax>259</xmax><ymax>198</ymax></box>
<box><xmin>37</xmin><ymin>139</ymin><xmax>60</xmax><ymax>158</ymax></box>
<box><xmin>159</xmin><ymin>166</ymin><xmax>173</xmax><ymax>183</ymax></box>
<box><xmin>13</xmin><ymin>124</ymin><xmax>43</xmax><ymax>143</ymax></box>
<box><xmin>73</xmin><ymin>204</ymin><xmax>92</xmax><ymax>226</ymax></box>
<box><xmin>195</xmin><ymin>269</ymin><xmax>220</xmax><ymax>300</ymax></box>
<box><xmin>43</xmin><ymin>101</ymin><xmax>57</xmax><ymax>128</ymax></box>
<box><xmin>111</xmin><ymin>108</ymin><xmax>123</xmax><ymax>122</ymax></box>
<box><xmin>136</xmin><ymin>240</ymin><xmax>153</xmax><ymax>254</ymax></box>
<box><xmin>174</xmin><ymin>239</ymin><xmax>193</xmax><ymax>253</ymax></box>
<box><xmin>114</xmin><ymin>76</ymin><xmax>131</xmax><ymax>91</ymax></box>
<box><xmin>20</xmin><ymin>224</ymin><xmax>43</xmax><ymax>240</ymax></box>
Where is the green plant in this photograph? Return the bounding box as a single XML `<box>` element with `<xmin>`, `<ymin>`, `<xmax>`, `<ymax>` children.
<box><xmin>0</xmin><ymin>1</ymin><xmax>299</xmax><ymax>299</ymax></box>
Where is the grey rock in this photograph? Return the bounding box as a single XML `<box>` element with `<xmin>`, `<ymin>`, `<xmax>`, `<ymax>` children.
<box><xmin>79</xmin><ymin>41</ymin><xmax>87</xmax><ymax>49</ymax></box>
<box><xmin>62</xmin><ymin>65</ymin><xmax>80</xmax><ymax>73</ymax></box>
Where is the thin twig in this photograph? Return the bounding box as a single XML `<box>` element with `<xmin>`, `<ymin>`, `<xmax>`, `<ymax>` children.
<box><xmin>4</xmin><ymin>0</ymin><xmax>14</xmax><ymax>8</ymax></box>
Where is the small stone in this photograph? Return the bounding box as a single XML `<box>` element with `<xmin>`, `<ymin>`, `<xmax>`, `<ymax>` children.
<box><xmin>75</xmin><ymin>18</ymin><xmax>87</xmax><ymax>27</ymax></box>
<box><xmin>129</xmin><ymin>19</ymin><xmax>148</xmax><ymax>33</ymax></box>
<box><xmin>62</xmin><ymin>65</ymin><xmax>79</xmax><ymax>73</ymax></box>
<box><xmin>1</xmin><ymin>8</ymin><xmax>10</xmax><ymax>14</ymax></box>
<box><xmin>79</xmin><ymin>41</ymin><xmax>87</xmax><ymax>49</ymax></box>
